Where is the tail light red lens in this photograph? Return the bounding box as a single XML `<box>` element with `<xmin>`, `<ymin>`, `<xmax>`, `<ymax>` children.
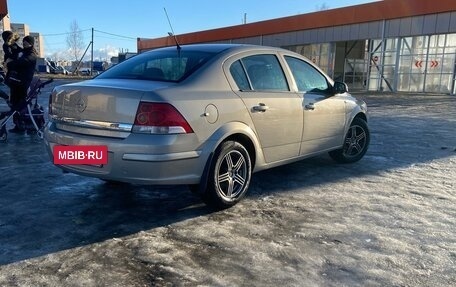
<box><xmin>132</xmin><ymin>102</ymin><xmax>193</xmax><ymax>134</ymax></box>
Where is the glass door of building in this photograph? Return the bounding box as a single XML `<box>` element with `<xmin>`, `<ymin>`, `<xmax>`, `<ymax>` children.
<box><xmin>398</xmin><ymin>34</ymin><xmax>456</xmax><ymax>94</ymax></box>
<box><xmin>368</xmin><ymin>33</ymin><xmax>456</xmax><ymax>94</ymax></box>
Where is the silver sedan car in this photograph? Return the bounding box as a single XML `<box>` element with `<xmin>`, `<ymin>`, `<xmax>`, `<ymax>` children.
<box><xmin>44</xmin><ymin>44</ymin><xmax>369</xmax><ymax>208</ymax></box>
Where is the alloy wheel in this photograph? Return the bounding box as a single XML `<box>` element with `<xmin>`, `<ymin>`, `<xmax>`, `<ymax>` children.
<box><xmin>216</xmin><ymin>149</ymin><xmax>248</xmax><ymax>201</ymax></box>
<box><xmin>343</xmin><ymin>124</ymin><xmax>367</xmax><ymax>158</ymax></box>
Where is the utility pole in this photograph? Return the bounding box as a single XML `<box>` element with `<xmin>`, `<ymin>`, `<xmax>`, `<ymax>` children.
<box><xmin>91</xmin><ymin>28</ymin><xmax>94</xmax><ymax>76</ymax></box>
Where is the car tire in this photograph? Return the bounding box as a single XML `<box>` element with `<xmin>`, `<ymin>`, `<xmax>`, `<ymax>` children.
<box><xmin>329</xmin><ymin>117</ymin><xmax>370</xmax><ymax>163</ymax></box>
<box><xmin>202</xmin><ymin>141</ymin><xmax>252</xmax><ymax>209</ymax></box>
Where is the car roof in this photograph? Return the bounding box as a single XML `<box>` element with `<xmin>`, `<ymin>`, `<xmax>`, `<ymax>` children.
<box><xmin>147</xmin><ymin>43</ymin><xmax>290</xmax><ymax>55</ymax></box>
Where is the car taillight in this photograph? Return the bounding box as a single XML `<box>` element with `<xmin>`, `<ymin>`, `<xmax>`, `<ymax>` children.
<box><xmin>132</xmin><ymin>102</ymin><xmax>193</xmax><ymax>134</ymax></box>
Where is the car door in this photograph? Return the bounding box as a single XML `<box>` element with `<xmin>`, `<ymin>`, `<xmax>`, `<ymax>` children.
<box><xmin>228</xmin><ymin>54</ymin><xmax>303</xmax><ymax>163</ymax></box>
<box><xmin>284</xmin><ymin>56</ymin><xmax>346</xmax><ymax>156</ymax></box>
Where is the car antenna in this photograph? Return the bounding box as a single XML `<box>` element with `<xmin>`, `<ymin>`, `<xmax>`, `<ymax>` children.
<box><xmin>164</xmin><ymin>7</ymin><xmax>181</xmax><ymax>52</ymax></box>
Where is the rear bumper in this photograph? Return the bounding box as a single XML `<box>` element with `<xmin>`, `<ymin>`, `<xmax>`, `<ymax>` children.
<box><xmin>43</xmin><ymin>123</ymin><xmax>211</xmax><ymax>185</ymax></box>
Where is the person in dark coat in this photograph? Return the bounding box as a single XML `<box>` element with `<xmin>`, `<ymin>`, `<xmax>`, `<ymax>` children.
<box><xmin>2</xmin><ymin>30</ymin><xmax>22</xmax><ymax>70</ymax></box>
<box><xmin>6</xmin><ymin>35</ymin><xmax>37</xmax><ymax>133</ymax></box>
<box><xmin>0</xmin><ymin>31</ymin><xmax>22</xmax><ymax>104</ymax></box>
<box><xmin>2</xmin><ymin>31</ymin><xmax>22</xmax><ymax>60</ymax></box>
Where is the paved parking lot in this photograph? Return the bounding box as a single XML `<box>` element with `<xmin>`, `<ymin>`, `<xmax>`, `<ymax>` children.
<box><xmin>0</xmin><ymin>80</ymin><xmax>455</xmax><ymax>286</ymax></box>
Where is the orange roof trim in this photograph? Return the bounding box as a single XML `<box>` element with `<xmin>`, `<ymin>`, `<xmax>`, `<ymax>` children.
<box><xmin>138</xmin><ymin>0</ymin><xmax>456</xmax><ymax>51</ymax></box>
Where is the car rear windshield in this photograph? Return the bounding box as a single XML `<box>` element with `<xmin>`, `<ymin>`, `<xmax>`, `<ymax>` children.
<box><xmin>97</xmin><ymin>49</ymin><xmax>216</xmax><ymax>82</ymax></box>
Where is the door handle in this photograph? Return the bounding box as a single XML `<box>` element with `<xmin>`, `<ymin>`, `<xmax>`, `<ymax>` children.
<box><xmin>252</xmin><ymin>103</ymin><xmax>269</xmax><ymax>112</ymax></box>
<box><xmin>305</xmin><ymin>103</ymin><xmax>315</xmax><ymax>110</ymax></box>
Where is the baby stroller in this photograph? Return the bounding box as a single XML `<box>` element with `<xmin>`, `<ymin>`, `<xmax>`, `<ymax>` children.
<box><xmin>0</xmin><ymin>77</ymin><xmax>53</xmax><ymax>141</ymax></box>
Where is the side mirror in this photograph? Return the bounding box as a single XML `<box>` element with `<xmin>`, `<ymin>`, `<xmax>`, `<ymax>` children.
<box><xmin>333</xmin><ymin>81</ymin><xmax>348</xmax><ymax>94</ymax></box>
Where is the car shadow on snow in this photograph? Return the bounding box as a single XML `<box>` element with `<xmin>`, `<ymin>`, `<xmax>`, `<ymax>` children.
<box><xmin>0</xmin><ymin>94</ymin><xmax>455</xmax><ymax>265</ymax></box>
<box><xmin>0</xmin><ymin>173</ymin><xmax>213</xmax><ymax>265</ymax></box>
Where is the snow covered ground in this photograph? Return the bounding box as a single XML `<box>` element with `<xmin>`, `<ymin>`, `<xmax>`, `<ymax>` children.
<box><xmin>0</xmin><ymin>84</ymin><xmax>455</xmax><ymax>286</ymax></box>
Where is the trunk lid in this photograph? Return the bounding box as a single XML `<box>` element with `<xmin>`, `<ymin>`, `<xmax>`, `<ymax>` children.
<box><xmin>50</xmin><ymin>79</ymin><xmax>172</xmax><ymax>137</ymax></box>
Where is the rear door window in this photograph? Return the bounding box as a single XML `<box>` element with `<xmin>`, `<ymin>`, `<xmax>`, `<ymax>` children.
<box><xmin>229</xmin><ymin>60</ymin><xmax>251</xmax><ymax>91</ymax></box>
<box><xmin>230</xmin><ymin>54</ymin><xmax>289</xmax><ymax>91</ymax></box>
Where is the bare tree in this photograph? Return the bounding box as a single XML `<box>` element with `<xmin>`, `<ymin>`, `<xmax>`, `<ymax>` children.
<box><xmin>51</xmin><ymin>51</ymin><xmax>60</xmax><ymax>61</ymax></box>
<box><xmin>66</xmin><ymin>20</ymin><xmax>85</xmax><ymax>62</ymax></box>
<box><xmin>316</xmin><ymin>3</ymin><xmax>330</xmax><ymax>11</ymax></box>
